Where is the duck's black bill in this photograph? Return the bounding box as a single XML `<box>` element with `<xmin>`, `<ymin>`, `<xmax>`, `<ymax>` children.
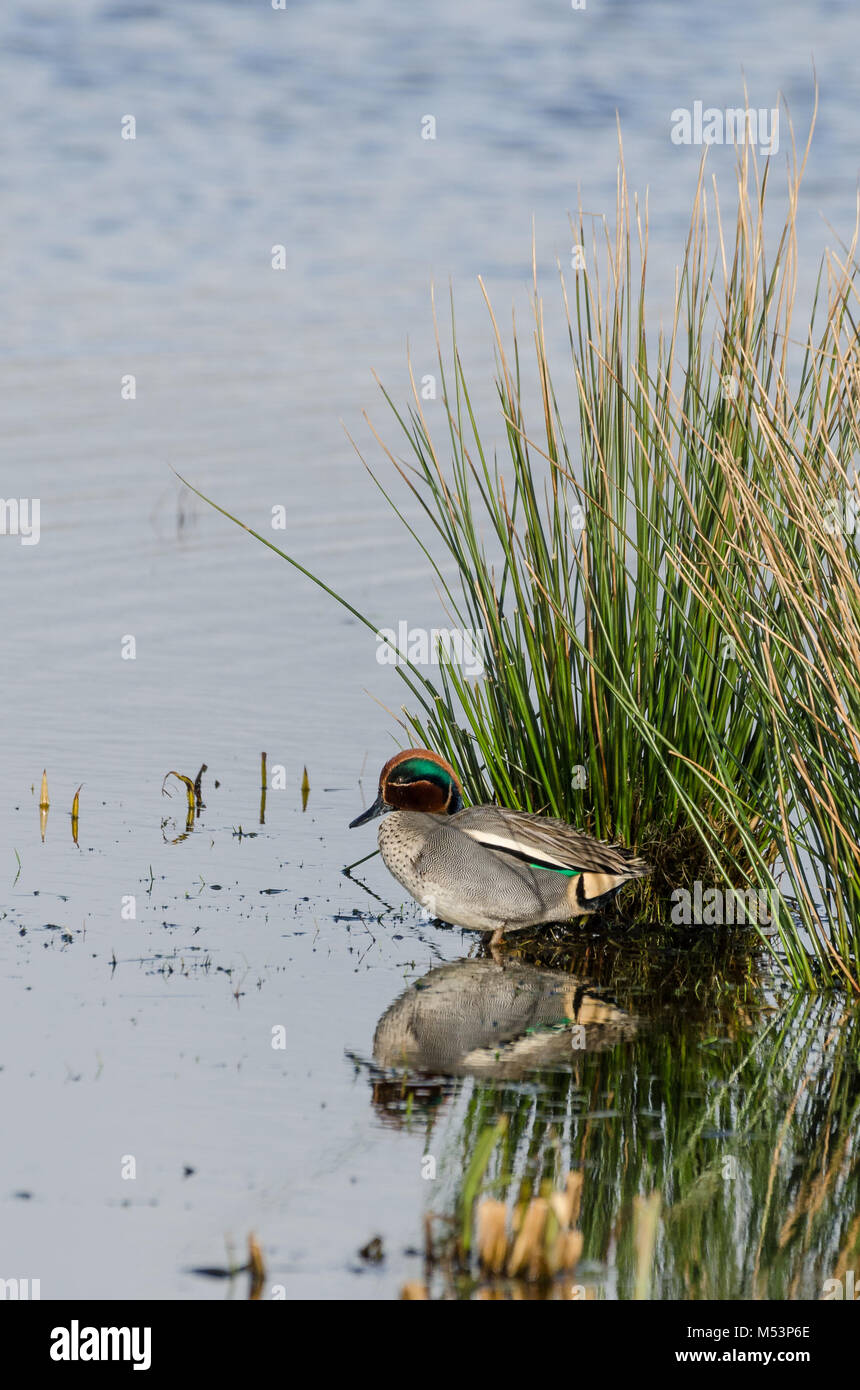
<box><xmin>349</xmin><ymin>794</ymin><xmax>386</xmax><ymax>828</ymax></box>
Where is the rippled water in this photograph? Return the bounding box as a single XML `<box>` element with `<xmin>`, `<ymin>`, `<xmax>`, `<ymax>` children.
<box><xmin>1</xmin><ymin>0</ymin><xmax>858</xmax><ymax>1299</ymax></box>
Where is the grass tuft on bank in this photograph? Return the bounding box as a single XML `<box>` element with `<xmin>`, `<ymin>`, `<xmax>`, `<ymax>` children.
<box><xmin>179</xmin><ymin>104</ymin><xmax>860</xmax><ymax>990</ymax></box>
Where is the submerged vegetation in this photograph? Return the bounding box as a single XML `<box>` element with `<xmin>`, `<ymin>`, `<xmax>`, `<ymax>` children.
<box><xmin>181</xmin><ymin>103</ymin><xmax>860</xmax><ymax>991</ymax></box>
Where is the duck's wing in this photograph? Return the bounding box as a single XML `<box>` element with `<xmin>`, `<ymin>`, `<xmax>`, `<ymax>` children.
<box><xmin>451</xmin><ymin>805</ymin><xmax>651</xmax><ymax>877</ymax></box>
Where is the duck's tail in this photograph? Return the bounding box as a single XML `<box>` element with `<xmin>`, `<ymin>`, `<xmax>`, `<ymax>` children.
<box><xmin>568</xmin><ymin>851</ymin><xmax>652</xmax><ymax>913</ymax></box>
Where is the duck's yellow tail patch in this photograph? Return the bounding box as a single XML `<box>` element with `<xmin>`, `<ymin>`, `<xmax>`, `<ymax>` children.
<box><xmin>581</xmin><ymin>871</ymin><xmax>629</xmax><ymax>899</ymax></box>
<box><xmin>567</xmin><ymin>871</ymin><xmax>629</xmax><ymax>912</ymax></box>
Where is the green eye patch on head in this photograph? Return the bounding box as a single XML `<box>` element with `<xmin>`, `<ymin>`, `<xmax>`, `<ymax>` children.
<box><xmin>392</xmin><ymin>757</ymin><xmax>456</xmax><ymax>785</ymax></box>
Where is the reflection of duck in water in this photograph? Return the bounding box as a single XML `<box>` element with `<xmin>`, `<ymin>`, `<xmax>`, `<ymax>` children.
<box><xmin>372</xmin><ymin>958</ymin><xmax>637</xmax><ymax>1081</ymax></box>
<box><xmin>350</xmin><ymin>750</ymin><xmax>650</xmax><ymax>945</ymax></box>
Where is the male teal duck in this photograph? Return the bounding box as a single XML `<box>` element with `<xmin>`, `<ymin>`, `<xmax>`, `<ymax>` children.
<box><xmin>349</xmin><ymin>749</ymin><xmax>651</xmax><ymax>943</ymax></box>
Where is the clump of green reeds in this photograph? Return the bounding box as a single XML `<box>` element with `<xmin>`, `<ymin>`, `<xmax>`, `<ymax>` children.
<box><xmin>180</xmin><ymin>97</ymin><xmax>860</xmax><ymax>989</ymax></box>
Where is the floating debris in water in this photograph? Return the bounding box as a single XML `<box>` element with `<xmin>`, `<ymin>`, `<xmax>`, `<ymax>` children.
<box><xmin>358</xmin><ymin>1236</ymin><xmax>384</xmax><ymax>1263</ymax></box>
<box><xmin>161</xmin><ymin>769</ymin><xmax>206</xmax><ymax>835</ymax></box>
<box><xmin>162</xmin><ymin>771</ymin><xmax>196</xmax><ymax>813</ymax></box>
<box><xmin>400</xmin><ymin>1281</ymin><xmax>428</xmax><ymax>1299</ymax></box>
<box><xmin>39</xmin><ymin>769</ymin><xmax>49</xmax><ymax>841</ymax></box>
<box><xmin>193</xmin><ymin>763</ymin><xmax>207</xmax><ymax>809</ymax></box>
<box><xmin>71</xmin><ymin>784</ymin><xmax>82</xmax><ymax>846</ymax></box>
<box><xmin>189</xmin><ymin>1232</ymin><xmax>266</xmax><ymax>1300</ymax></box>
<box><xmin>247</xmin><ymin>1233</ymin><xmax>265</xmax><ymax>1300</ymax></box>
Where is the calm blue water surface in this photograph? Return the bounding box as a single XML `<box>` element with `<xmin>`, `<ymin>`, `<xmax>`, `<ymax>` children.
<box><xmin>1</xmin><ymin>0</ymin><xmax>857</xmax><ymax>1298</ymax></box>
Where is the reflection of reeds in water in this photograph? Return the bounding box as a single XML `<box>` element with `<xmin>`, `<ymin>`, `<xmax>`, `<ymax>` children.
<box><xmin>403</xmin><ymin>968</ymin><xmax>860</xmax><ymax>1299</ymax></box>
<box><xmin>34</xmin><ymin>771</ymin><xmax>84</xmax><ymax>846</ymax></box>
<box><xmin>406</xmin><ymin>1121</ymin><xmax>588</xmax><ymax>1300</ymax></box>
<box><xmin>478</xmin><ymin>1171</ymin><xmax>584</xmax><ymax>1284</ymax></box>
